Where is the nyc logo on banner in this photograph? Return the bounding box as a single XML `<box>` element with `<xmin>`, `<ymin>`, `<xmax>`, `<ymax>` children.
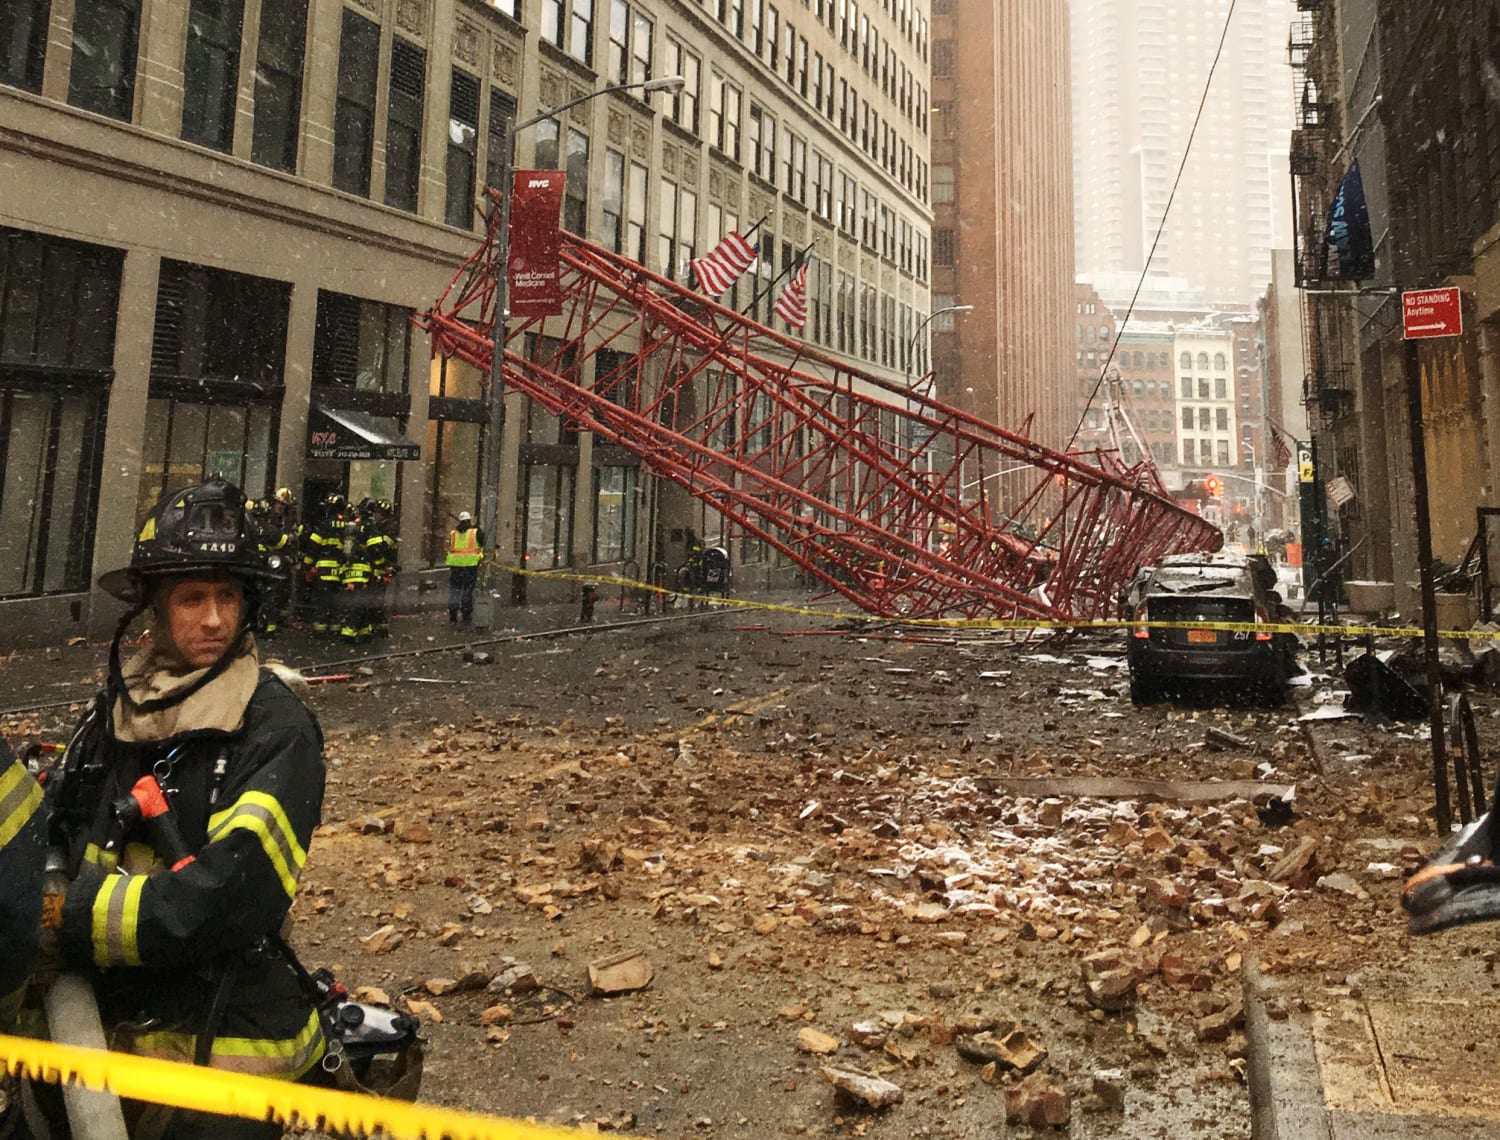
<box><xmin>508</xmin><ymin>171</ymin><xmax>566</xmax><ymax>317</ymax></box>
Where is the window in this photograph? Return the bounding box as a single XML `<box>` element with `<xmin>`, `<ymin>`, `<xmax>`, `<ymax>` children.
<box><xmin>607</xmin><ymin>1</ymin><xmax>654</xmax><ymax>86</ymax></box>
<box><xmin>485</xmin><ymin>87</ymin><xmax>517</xmax><ymax>190</ymax></box>
<box><xmin>1179</xmin><ymin>351</ymin><xmax>1192</xmax><ymax>369</ymax></box>
<box><xmin>523</xmin><ymin>462</ymin><xmax>574</xmax><ymax>570</ymax></box>
<box><xmin>708</xmin><ymin>74</ymin><xmax>741</xmax><ymax>160</ymax></box>
<box><xmin>563</xmin><ymin>128</ymin><xmax>589</xmax><ymax>235</ymax></box>
<box><xmin>1179</xmin><ymin>377</ymin><xmax>1190</xmax><ymax>398</ymax></box>
<box><xmin>0</xmin><ymin>229</ymin><xmax>121</xmax><ymax>598</ymax></box>
<box><xmin>665</xmin><ymin>39</ymin><xmax>700</xmax><ymax>133</ymax></box>
<box><xmin>312</xmin><ymin>291</ymin><xmax>411</xmax><ymax>394</ymax></box>
<box><xmin>1214</xmin><ymin>352</ymin><xmax>1227</xmax><ymax>370</ymax></box>
<box><xmin>1214</xmin><ymin>377</ymin><xmax>1227</xmax><ymax>399</ymax></box>
<box><xmin>1216</xmin><ymin>440</ymin><xmax>1230</xmax><ymax>467</ymax></box>
<box><xmin>1197</xmin><ymin>352</ymin><xmax>1209</xmax><ymax>370</ymax></box>
<box><xmin>749</xmin><ymin>0</ymin><xmax>764</xmax><ymax>52</ymax></box>
<box><xmin>602</xmin><ymin>149</ymin><xmax>625</xmax><ymax>251</ymax></box>
<box><xmin>933</xmin><ymin>228</ymin><xmax>954</xmax><ymax>266</ymax></box>
<box><xmin>491</xmin><ymin>0</ymin><xmax>520</xmax><ymax>14</ymax></box>
<box><xmin>144</xmin><ymin>262</ymin><xmax>291</xmax><ymax>520</ymax></box>
<box><xmin>748</xmin><ymin>104</ymin><xmax>776</xmax><ymax>180</ymax></box>
<box><xmin>250</xmin><ymin>0</ymin><xmax>307</xmax><ymax>172</ymax></box>
<box><xmin>1181</xmin><ymin>407</ymin><xmax>1192</xmax><ymax>430</ymax></box>
<box><xmin>766</xmin><ymin>3</ymin><xmax>779</xmax><ymax>66</ymax></box>
<box><xmin>932</xmin><ymin>163</ymin><xmax>954</xmax><ymax>204</ymax></box>
<box><xmin>593</xmin><ymin>466</ymin><xmax>637</xmax><ymax>562</ymax></box>
<box><xmin>657</xmin><ymin>181</ymin><xmax>696</xmax><ymax>279</ymax></box>
<box><xmin>534</xmin><ymin>118</ymin><xmax>559</xmax><ymax>167</ymax></box>
<box><xmin>796</xmin><ymin>37</ymin><xmax>808</xmax><ymax>96</ymax></box>
<box><xmin>445</xmin><ymin>69</ymin><xmax>479</xmax><ymax>228</ymax></box>
<box><xmin>384</xmin><ymin>39</ymin><xmax>425</xmax><ymax>212</ymax></box>
<box><xmin>332</xmin><ymin>9</ymin><xmax>379</xmax><ymax>196</ymax></box>
<box><xmin>782</xmin><ymin>131</ymin><xmax>806</xmax><ymax>201</ymax></box>
<box><xmin>931</xmin><ymin>38</ymin><xmax>952</xmax><ymax>76</ymax></box>
<box><xmin>1216</xmin><ymin>408</ymin><xmax>1228</xmax><ymax>432</ymax></box>
<box><xmin>626</xmin><ymin>160</ymin><xmax>648</xmax><ymax>263</ymax></box>
<box><xmin>181</xmin><ymin>0</ymin><xmax>243</xmax><ymax>151</ymax></box>
<box><xmin>68</xmin><ymin>0</ymin><xmax>141</xmax><ymax>120</ymax></box>
<box><xmin>1198</xmin><ymin>379</ymin><xmax>1209</xmax><ymax>398</ymax></box>
<box><xmin>543</xmin><ymin>0</ymin><xmax>592</xmax><ymax>61</ymax></box>
<box><xmin>0</xmin><ymin>1</ymin><xmax>50</xmax><ymax>92</ymax></box>
<box><xmin>812</xmin><ymin>151</ymin><xmax>832</xmax><ymax>219</ymax></box>
<box><xmin>1198</xmin><ymin>408</ymin><xmax>1210</xmax><ymax>432</ymax></box>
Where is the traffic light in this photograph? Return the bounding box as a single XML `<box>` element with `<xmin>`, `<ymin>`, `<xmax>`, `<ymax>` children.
<box><xmin>1204</xmin><ymin>474</ymin><xmax>1223</xmax><ymax>498</ymax></box>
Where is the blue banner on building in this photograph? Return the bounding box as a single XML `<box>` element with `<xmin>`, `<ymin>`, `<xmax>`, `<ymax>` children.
<box><xmin>1324</xmin><ymin>161</ymin><xmax>1375</xmax><ymax>280</ymax></box>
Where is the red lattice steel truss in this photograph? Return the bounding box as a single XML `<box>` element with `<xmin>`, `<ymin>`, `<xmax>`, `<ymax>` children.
<box><xmin>419</xmin><ymin>192</ymin><xmax>1220</xmax><ymax>623</ymax></box>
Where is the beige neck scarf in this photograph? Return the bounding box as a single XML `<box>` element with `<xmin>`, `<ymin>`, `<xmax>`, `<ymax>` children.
<box><xmin>111</xmin><ymin>635</ymin><xmax>261</xmax><ymax>743</ymax></box>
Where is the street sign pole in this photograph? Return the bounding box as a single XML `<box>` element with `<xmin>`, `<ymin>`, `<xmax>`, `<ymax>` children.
<box><xmin>1402</xmin><ymin>288</ymin><xmax>1458</xmax><ymax>835</ymax></box>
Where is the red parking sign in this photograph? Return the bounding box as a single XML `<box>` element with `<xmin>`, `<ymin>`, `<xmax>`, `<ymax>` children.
<box><xmin>1402</xmin><ymin>288</ymin><xmax>1463</xmax><ymax>339</ymax></box>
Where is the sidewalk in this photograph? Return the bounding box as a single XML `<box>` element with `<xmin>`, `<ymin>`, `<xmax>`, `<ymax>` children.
<box><xmin>1244</xmin><ymin>696</ymin><xmax>1500</xmax><ymax>1138</ymax></box>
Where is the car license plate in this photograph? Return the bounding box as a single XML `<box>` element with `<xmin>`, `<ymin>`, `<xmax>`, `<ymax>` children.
<box><xmin>1186</xmin><ymin>628</ymin><xmax>1217</xmax><ymax>644</ymax></box>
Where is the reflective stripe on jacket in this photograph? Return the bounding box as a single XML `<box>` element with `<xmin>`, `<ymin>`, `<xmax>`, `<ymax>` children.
<box><xmin>447</xmin><ymin>527</ymin><xmax>482</xmax><ymax>567</ymax></box>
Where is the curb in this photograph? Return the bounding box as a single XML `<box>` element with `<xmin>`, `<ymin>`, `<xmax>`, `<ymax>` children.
<box><xmin>1242</xmin><ymin>950</ymin><xmax>1332</xmax><ymax>1140</ymax></box>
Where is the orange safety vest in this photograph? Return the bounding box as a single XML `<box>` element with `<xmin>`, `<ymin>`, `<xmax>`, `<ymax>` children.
<box><xmin>447</xmin><ymin>527</ymin><xmax>482</xmax><ymax>567</ymax></box>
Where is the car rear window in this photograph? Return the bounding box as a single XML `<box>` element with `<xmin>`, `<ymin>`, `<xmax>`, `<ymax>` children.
<box><xmin>1147</xmin><ymin>596</ymin><xmax>1255</xmax><ymax>623</ymax></box>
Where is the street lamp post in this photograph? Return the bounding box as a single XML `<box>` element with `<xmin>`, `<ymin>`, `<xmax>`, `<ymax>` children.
<box><xmin>903</xmin><ymin>304</ymin><xmax>973</xmax><ymax>483</ymax></box>
<box><xmin>473</xmin><ymin>74</ymin><xmax>685</xmax><ymax>628</ymax></box>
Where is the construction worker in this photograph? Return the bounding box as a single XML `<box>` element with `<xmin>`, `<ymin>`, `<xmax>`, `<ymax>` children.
<box><xmin>339</xmin><ymin>499</ymin><xmax>376</xmax><ymax>642</ymax></box>
<box><xmin>35</xmin><ymin>478</ymin><xmax>327</xmax><ymax>1139</ymax></box>
<box><xmin>302</xmin><ymin>493</ymin><xmax>347</xmax><ymax>634</ymax></box>
<box><xmin>446</xmin><ymin>510</ymin><xmax>483</xmax><ymax>623</ymax></box>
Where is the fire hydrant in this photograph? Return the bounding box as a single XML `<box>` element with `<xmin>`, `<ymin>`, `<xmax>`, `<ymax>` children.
<box><xmin>580</xmin><ymin>582</ymin><xmax>598</xmax><ymax>623</ymax></box>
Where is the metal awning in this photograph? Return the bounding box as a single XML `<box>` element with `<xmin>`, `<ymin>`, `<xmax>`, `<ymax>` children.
<box><xmin>308</xmin><ymin>405</ymin><xmax>420</xmax><ymax>462</ymax></box>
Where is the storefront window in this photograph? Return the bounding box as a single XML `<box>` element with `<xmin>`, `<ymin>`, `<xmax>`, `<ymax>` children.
<box><xmin>138</xmin><ymin>398</ymin><xmax>275</xmax><ymax>522</ymax></box>
<box><xmin>524</xmin><ymin>463</ymin><xmax>574</xmax><ymax>569</ymax></box>
<box><xmin>423</xmin><ymin>416</ymin><xmax>481</xmax><ymax>565</ymax></box>
<box><xmin>592</xmin><ymin>465</ymin><xmax>636</xmax><ymax>563</ymax></box>
<box><xmin>0</xmin><ymin>390</ymin><xmax>108</xmax><ymax>597</ymax></box>
<box><xmin>0</xmin><ymin>228</ymin><xmax>121</xmax><ymax>598</ymax></box>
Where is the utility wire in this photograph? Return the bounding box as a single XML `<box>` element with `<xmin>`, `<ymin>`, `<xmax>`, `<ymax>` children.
<box><xmin>1067</xmin><ymin>0</ymin><xmax>1241</xmax><ymax>454</ymax></box>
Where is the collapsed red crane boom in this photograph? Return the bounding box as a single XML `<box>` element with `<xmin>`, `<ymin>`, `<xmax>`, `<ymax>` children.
<box><xmin>419</xmin><ymin>192</ymin><xmax>1220</xmax><ymax>623</ymax></box>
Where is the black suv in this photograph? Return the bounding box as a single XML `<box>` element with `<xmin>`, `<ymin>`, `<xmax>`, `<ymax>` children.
<box><xmin>1122</xmin><ymin>552</ymin><xmax>1298</xmax><ymax>704</ymax></box>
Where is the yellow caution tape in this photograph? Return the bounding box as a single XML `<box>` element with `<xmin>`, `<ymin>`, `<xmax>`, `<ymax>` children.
<box><xmin>0</xmin><ymin>1034</ymin><xmax>581</xmax><ymax>1140</ymax></box>
<box><xmin>493</xmin><ymin>561</ymin><xmax>1498</xmax><ymax>642</ymax></box>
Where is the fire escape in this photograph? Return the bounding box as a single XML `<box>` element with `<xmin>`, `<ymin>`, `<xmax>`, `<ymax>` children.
<box><xmin>420</xmin><ymin>193</ymin><xmax>1222</xmax><ymax>624</ymax></box>
<box><xmin>1290</xmin><ymin>6</ymin><xmax>1355</xmax><ymax>432</ymax></box>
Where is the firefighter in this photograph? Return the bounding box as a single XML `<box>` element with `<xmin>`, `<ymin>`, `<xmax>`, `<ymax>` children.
<box><xmin>446</xmin><ymin>510</ymin><xmax>484</xmax><ymax>624</ymax></box>
<box><xmin>36</xmin><ymin>478</ymin><xmax>327</xmax><ymax>1139</ymax></box>
<box><xmin>366</xmin><ymin>499</ymin><xmax>399</xmax><ymax>638</ymax></box>
<box><xmin>0</xmin><ymin>733</ymin><xmax>44</xmax><ymax>1018</ymax></box>
<box><xmin>302</xmin><ymin>493</ymin><xmax>347</xmax><ymax>634</ymax></box>
<box><xmin>339</xmin><ymin>499</ymin><xmax>375</xmax><ymax>642</ymax></box>
<box><xmin>263</xmin><ymin>488</ymin><xmax>299</xmax><ymax>634</ymax></box>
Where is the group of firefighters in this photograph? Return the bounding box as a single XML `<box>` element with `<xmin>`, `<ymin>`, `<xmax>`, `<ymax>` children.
<box><xmin>245</xmin><ymin>490</ymin><xmax>400</xmax><ymax>642</ymax></box>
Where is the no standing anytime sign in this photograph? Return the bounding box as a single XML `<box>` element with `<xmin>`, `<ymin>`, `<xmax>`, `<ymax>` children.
<box><xmin>1402</xmin><ymin>287</ymin><xmax>1463</xmax><ymax>340</ymax></box>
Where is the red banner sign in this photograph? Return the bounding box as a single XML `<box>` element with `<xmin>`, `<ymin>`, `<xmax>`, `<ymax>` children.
<box><xmin>508</xmin><ymin>171</ymin><xmax>566</xmax><ymax>317</ymax></box>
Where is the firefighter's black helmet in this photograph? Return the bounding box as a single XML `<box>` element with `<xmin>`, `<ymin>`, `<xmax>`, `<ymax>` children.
<box><xmin>98</xmin><ymin>479</ymin><xmax>273</xmax><ymax>604</ymax></box>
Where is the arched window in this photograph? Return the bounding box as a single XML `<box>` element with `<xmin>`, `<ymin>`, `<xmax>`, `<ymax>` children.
<box><xmin>1180</xmin><ymin>351</ymin><xmax>1192</xmax><ymax>370</ymax></box>
<box><xmin>1133</xmin><ymin>351</ymin><xmax>1144</xmax><ymax>368</ymax></box>
<box><xmin>1214</xmin><ymin>352</ymin><xmax>1227</xmax><ymax>370</ymax></box>
<box><xmin>1099</xmin><ymin>325</ymin><xmax>1110</xmax><ymax>340</ymax></box>
<box><xmin>1197</xmin><ymin>352</ymin><xmax>1210</xmax><ymax>370</ymax></box>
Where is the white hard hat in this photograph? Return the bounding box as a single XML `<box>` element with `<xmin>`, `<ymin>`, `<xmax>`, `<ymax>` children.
<box><xmin>458</xmin><ymin>511</ymin><xmax>472</xmax><ymax>522</ymax></box>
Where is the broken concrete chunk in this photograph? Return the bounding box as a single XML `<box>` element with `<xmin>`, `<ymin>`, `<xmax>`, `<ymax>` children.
<box><xmin>588</xmin><ymin>950</ymin><xmax>654</xmax><ymax>995</ymax></box>
<box><xmin>1082</xmin><ymin>951</ymin><xmax>1147</xmax><ymax>1012</ymax></box>
<box><xmin>1196</xmin><ymin>1002</ymin><xmax>1245</xmax><ymax>1043</ymax></box>
<box><xmin>818</xmin><ymin>1066</ymin><xmax>904</xmax><ymax>1110</ymax></box>
<box><xmin>956</xmin><ymin>1028</ymin><xmax>1047</xmax><ymax>1075</ymax></box>
<box><xmin>1005</xmin><ymin>1073</ymin><xmax>1070</xmax><ymax>1128</ymax></box>
<box><xmin>1090</xmin><ymin>1071</ymin><xmax>1127</xmax><ymax>1113</ymax></box>
<box><xmin>796</xmin><ymin>1027</ymin><xmax>841</xmax><ymax>1055</ymax></box>
<box><xmin>487</xmin><ymin>959</ymin><xmax>540</xmax><ymax>995</ymax></box>
<box><xmin>847</xmin><ymin>1021</ymin><xmax>886</xmax><ymax>1048</ymax></box>
<box><xmin>359</xmin><ymin>924</ymin><xmax>401</xmax><ymax>954</ymax></box>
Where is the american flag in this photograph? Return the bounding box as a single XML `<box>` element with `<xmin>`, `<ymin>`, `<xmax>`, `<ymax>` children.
<box><xmin>1269</xmin><ymin>424</ymin><xmax>1293</xmax><ymax>470</ymax></box>
<box><xmin>773</xmin><ymin>261</ymin><xmax>809</xmax><ymax>329</ymax></box>
<box><xmin>689</xmin><ymin>232</ymin><xmax>758</xmax><ymax>297</ymax></box>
